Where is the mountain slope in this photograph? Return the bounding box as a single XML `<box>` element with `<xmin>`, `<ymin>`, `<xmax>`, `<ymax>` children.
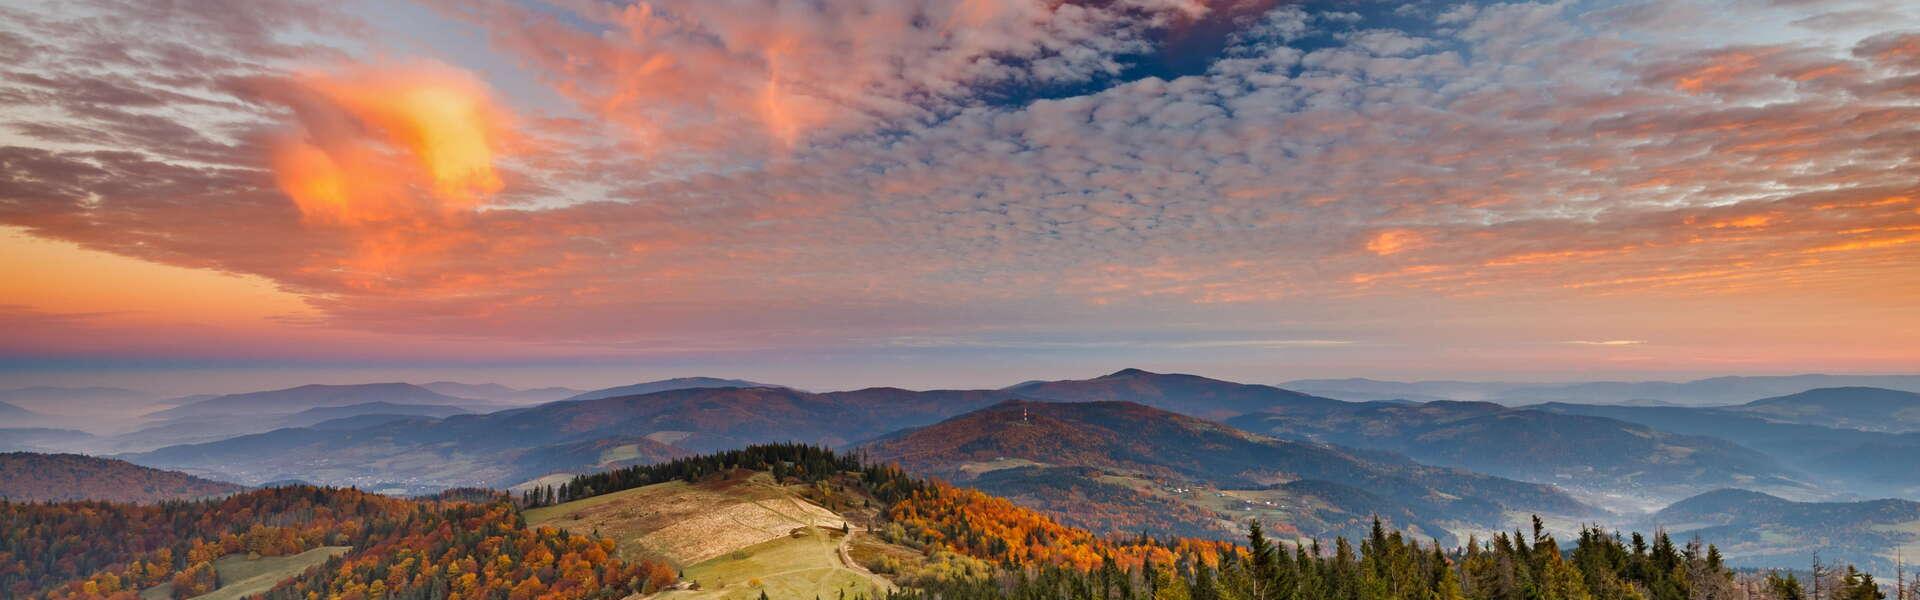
<box><xmin>1735</xmin><ymin>387</ymin><xmax>1920</xmax><ymax>432</ymax></box>
<box><xmin>0</xmin><ymin>452</ymin><xmax>243</xmax><ymax>502</ymax></box>
<box><xmin>1006</xmin><ymin>368</ymin><xmax>1346</xmax><ymax>419</ymax></box>
<box><xmin>1648</xmin><ymin>489</ymin><xmax>1920</xmax><ymax>573</ymax></box>
<box><xmin>860</xmin><ymin>399</ymin><xmax>1593</xmax><ymax>544</ymax></box>
<box><xmin>562</xmin><ymin>377</ymin><xmax>782</xmax><ymax>402</ymax></box>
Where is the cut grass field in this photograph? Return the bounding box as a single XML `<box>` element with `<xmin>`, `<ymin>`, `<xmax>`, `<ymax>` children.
<box><xmin>524</xmin><ymin>471</ymin><xmax>847</xmax><ymax>565</ymax></box>
<box><xmin>525</xmin><ymin>470</ymin><xmax>896</xmax><ymax>600</ymax></box>
<box><xmin>139</xmin><ymin>546</ymin><xmax>350</xmax><ymax>600</ymax></box>
<box><xmin>662</xmin><ymin>527</ymin><xmax>894</xmax><ymax>600</ymax></box>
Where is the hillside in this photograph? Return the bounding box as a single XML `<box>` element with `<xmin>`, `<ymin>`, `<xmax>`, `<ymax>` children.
<box><xmin>859</xmin><ymin>400</ymin><xmax>1593</xmax><ymax>544</ymax></box>
<box><xmin>1648</xmin><ymin>489</ymin><xmax>1920</xmax><ymax>573</ymax></box>
<box><xmin>0</xmin><ymin>428</ymin><xmax>95</xmax><ymax>453</ymax></box>
<box><xmin>1006</xmin><ymin>368</ymin><xmax>1344</xmax><ymax>419</ymax></box>
<box><xmin>1736</xmin><ymin>387</ymin><xmax>1920</xmax><ymax>432</ymax></box>
<box><xmin>1229</xmin><ymin>402</ymin><xmax>1808</xmax><ymax>509</ymax></box>
<box><xmin>563</xmin><ymin>377</ymin><xmax>782</xmax><ymax>402</ymax></box>
<box><xmin>0</xmin><ymin>452</ymin><xmax>243</xmax><ymax>502</ymax></box>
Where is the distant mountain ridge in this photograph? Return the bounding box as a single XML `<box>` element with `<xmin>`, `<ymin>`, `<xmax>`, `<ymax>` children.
<box><xmin>125</xmin><ymin>385</ymin><xmax>1013</xmax><ymax>492</ymax></box>
<box><xmin>1006</xmin><ymin>368</ymin><xmax>1345</xmax><ymax>419</ymax></box>
<box><xmin>152</xmin><ymin>383</ymin><xmax>471</xmax><ymax>419</ymax></box>
<box><xmin>1287</xmin><ymin>374</ymin><xmax>1920</xmax><ymax>406</ymax></box>
<box><xmin>0</xmin><ymin>452</ymin><xmax>243</xmax><ymax>503</ymax></box>
<box><xmin>561</xmin><ymin>377</ymin><xmax>782</xmax><ymax>402</ymax></box>
<box><xmin>280</xmin><ymin>402</ymin><xmax>470</xmax><ymax>427</ymax></box>
<box><xmin>419</xmin><ymin>382</ymin><xmax>583</xmax><ymax>404</ymax></box>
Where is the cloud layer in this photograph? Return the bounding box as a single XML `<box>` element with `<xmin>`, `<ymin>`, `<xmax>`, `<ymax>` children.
<box><xmin>0</xmin><ymin>0</ymin><xmax>1917</xmax><ymax>376</ymax></box>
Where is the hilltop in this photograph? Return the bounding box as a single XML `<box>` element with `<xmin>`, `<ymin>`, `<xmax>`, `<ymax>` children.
<box><xmin>1006</xmin><ymin>368</ymin><xmax>1344</xmax><ymax>419</ymax></box>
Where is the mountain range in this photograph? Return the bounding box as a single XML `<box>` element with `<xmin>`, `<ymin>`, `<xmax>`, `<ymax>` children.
<box><xmin>5</xmin><ymin>367</ymin><xmax>1909</xmax><ymax>575</ymax></box>
<box><xmin>859</xmin><ymin>399</ymin><xmax>1593</xmax><ymax>544</ymax></box>
<box><xmin>1287</xmin><ymin>375</ymin><xmax>1920</xmax><ymax>406</ymax></box>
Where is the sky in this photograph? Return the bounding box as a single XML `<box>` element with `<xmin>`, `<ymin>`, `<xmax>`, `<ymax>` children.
<box><xmin>0</xmin><ymin>0</ymin><xmax>1917</xmax><ymax>393</ymax></box>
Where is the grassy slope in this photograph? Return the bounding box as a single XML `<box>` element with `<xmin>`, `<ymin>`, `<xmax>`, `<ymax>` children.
<box><xmin>525</xmin><ymin>471</ymin><xmax>896</xmax><ymax>600</ymax></box>
<box><xmin>666</xmin><ymin>528</ymin><xmax>890</xmax><ymax>600</ymax></box>
<box><xmin>139</xmin><ymin>546</ymin><xmax>350</xmax><ymax>600</ymax></box>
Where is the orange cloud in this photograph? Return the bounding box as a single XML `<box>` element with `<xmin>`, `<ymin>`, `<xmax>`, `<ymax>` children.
<box><xmin>268</xmin><ymin>62</ymin><xmax>512</xmax><ymax>225</ymax></box>
<box><xmin>1365</xmin><ymin>229</ymin><xmax>1425</xmax><ymax>255</ymax></box>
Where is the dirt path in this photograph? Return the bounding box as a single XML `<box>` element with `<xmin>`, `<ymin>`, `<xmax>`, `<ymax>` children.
<box><xmin>835</xmin><ymin>529</ymin><xmax>893</xmax><ymax>591</ymax></box>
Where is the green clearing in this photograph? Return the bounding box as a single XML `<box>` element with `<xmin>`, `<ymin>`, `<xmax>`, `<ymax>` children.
<box><xmin>140</xmin><ymin>546</ymin><xmax>350</xmax><ymax>600</ymax></box>
<box><xmin>662</xmin><ymin>528</ymin><xmax>890</xmax><ymax>600</ymax></box>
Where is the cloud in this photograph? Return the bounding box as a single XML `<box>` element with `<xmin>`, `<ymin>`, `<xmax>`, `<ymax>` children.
<box><xmin>256</xmin><ymin>61</ymin><xmax>514</xmax><ymax>224</ymax></box>
<box><xmin>0</xmin><ymin>0</ymin><xmax>1917</xmax><ymax>372</ymax></box>
<box><xmin>1561</xmin><ymin>340</ymin><xmax>1648</xmax><ymax>346</ymax></box>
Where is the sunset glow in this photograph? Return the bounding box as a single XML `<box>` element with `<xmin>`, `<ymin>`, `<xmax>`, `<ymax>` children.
<box><xmin>1</xmin><ymin>0</ymin><xmax>1917</xmax><ymax>389</ymax></box>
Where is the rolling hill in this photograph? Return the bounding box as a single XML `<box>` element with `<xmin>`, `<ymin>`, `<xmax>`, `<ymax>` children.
<box><xmin>0</xmin><ymin>452</ymin><xmax>243</xmax><ymax>502</ymax></box>
<box><xmin>1647</xmin><ymin>489</ymin><xmax>1920</xmax><ymax>573</ymax></box>
<box><xmin>859</xmin><ymin>399</ymin><xmax>1594</xmax><ymax>544</ymax></box>
<box><xmin>1734</xmin><ymin>387</ymin><xmax>1920</xmax><ymax>432</ymax></box>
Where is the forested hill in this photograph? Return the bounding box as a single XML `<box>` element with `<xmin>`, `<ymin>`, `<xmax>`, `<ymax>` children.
<box><xmin>530</xmin><ymin>444</ymin><xmax>1817</xmax><ymax>600</ymax></box>
<box><xmin>0</xmin><ymin>452</ymin><xmax>243</xmax><ymax>503</ymax></box>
